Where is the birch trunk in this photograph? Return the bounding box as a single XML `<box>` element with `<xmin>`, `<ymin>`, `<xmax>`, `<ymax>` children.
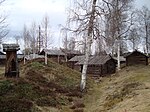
<box><xmin>80</xmin><ymin>0</ymin><xmax>97</xmax><ymax>91</ymax></box>
<box><xmin>24</xmin><ymin>56</ymin><xmax>26</xmax><ymax>64</ymax></box>
<box><xmin>80</xmin><ymin>35</ymin><xmax>92</xmax><ymax>91</ymax></box>
<box><xmin>145</xmin><ymin>25</ymin><xmax>149</xmax><ymax>55</ymax></box>
<box><xmin>117</xmin><ymin>41</ymin><xmax>120</xmax><ymax>70</ymax></box>
<box><xmin>45</xmin><ymin>50</ymin><xmax>48</xmax><ymax>65</ymax></box>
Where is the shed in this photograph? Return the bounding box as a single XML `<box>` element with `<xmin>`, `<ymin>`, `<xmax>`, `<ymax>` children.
<box><xmin>61</xmin><ymin>48</ymin><xmax>82</xmax><ymax>60</ymax></box>
<box><xmin>3</xmin><ymin>44</ymin><xmax>20</xmax><ymax>77</ymax></box>
<box><xmin>113</xmin><ymin>56</ymin><xmax>126</xmax><ymax>68</ymax></box>
<box><xmin>39</xmin><ymin>49</ymin><xmax>66</xmax><ymax>63</ymax></box>
<box><xmin>70</xmin><ymin>55</ymin><xmax>116</xmax><ymax>77</ymax></box>
<box><xmin>68</xmin><ymin>55</ymin><xmax>85</xmax><ymax>70</ymax></box>
<box><xmin>125</xmin><ymin>50</ymin><xmax>149</xmax><ymax>66</ymax></box>
<box><xmin>24</xmin><ymin>54</ymin><xmax>44</xmax><ymax>60</ymax></box>
<box><xmin>39</xmin><ymin>49</ymin><xmax>82</xmax><ymax>64</ymax></box>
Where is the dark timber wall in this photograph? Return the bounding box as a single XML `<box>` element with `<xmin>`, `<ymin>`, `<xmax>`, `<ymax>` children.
<box><xmin>83</xmin><ymin>59</ymin><xmax>116</xmax><ymax>77</ymax></box>
<box><xmin>126</xmin><ymin>51</ymin><xmax>148</xmax><ymax>66</ymax></box>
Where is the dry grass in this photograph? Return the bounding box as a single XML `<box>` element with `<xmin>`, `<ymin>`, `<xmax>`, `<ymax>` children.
<box><xmin>0</xmin><ymin>66</ymin><xmax>5</xmax><ymax>79</ymax></box>
<box><xmin>1</xmin><ymin>59</ymin><xmax>150</xmax><ymax>112</ymax></box>
<box><xmin>84</xmin><ymin>65</ymin><xmax>150</xmax><ymax>112</ymax></box>
<box><xmin>0</xmin><ymin>59</ymin><xmax>83</xmax><ymax>112</ymax></box>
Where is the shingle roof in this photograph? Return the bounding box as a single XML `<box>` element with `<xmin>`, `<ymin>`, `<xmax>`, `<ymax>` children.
<box><xmin>0</xmin><ymin>54</ymin><xmax>24</xmax><ymax>59</ymax></box>
<box><xmin>3</xmin><ymin>44</ymin><xmax>20</xmax><ymax>51</ymax></box>
<box><xmin>124</xmin><ymin>50</ymin><xmax>149</xmax><ymax>58</ymax></box>
<box><xmin>75</xmin><ymin>55</ymin><xmax>113</xmax><ymax>65</ymax></box>
<box><xmin>40</xmin><ymin>49</ymin><xmax>82</xmax><ymax>56</ymax></box>
<box><xmin>42</xmin><ymin>49</ymin><xmax>66</xmax><ymax>56</ymax></box>
<box><xmin>61</xmin><ymin>49</ymin><xmax>82</xmax><ymax>55</ymax></box>
<box><xmin>25</xmin><ymin>54</ymin><xmax>44</xmax><ymax>60</ymax></box>
<box><xmin>113</xmin><ymin>56</ymin><xmax>126</xmax><ymax>62</ymax></box>
<box><xmin>69</xmin><ymin>55</ymin><xmax>85</xmax><ymax>62</ymax></box>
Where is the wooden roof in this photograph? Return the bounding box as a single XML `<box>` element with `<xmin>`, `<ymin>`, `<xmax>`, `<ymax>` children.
<box><xmin>40</xmin><ymin>49</ymin><xmax>66</xmax><ymax>56</ymax></box>
<box><xmin>25</xmin><ymin>54</ymin><xmax>44</xmax><ymax>60</ymax></box>
<box><xmin>124</xmin><ymin>50</ymin><xmax>149</xmax><ymax>58</ymax></box>
<box><xmin>40</xmin><ymin>49</ymin><xmax>82</xmax><ymax>56</ymax></box>
<box><xmin>3</xmin><ymin>44</ymin><xmax>20</xmax><ymax>52</ymax></box>
<box><xmin>75</xmin><ymin>55</ymin><xmax>114</xmax><ymax>65</ymax></box>
<box><xmin>0</xmin><ymin>54</ymin><xmax>24</xmax><ymax>59</ymax></box>
<box><xmin>61</xmin><ymin>48</ymin><xmax>82</xmax><ymax>55</ymax></box>
<box><xmin>113</xmin><ymin>56</ymin><xmax>126</xmax><ymax>62</ymax></box>
<box><xmin>69</xmin><ymin>55</ymin><xmax>85</xmax><ymax>62</ymax></box>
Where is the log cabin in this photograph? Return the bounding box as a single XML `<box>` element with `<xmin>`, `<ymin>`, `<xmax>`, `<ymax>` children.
<box><xmin>69</xmin><ymin>55</ymin><xmax>116</xmax><ymax>77</ymax></box>
<box><xmin>39</xmin><ymin>49</ymin><xmax>82</xmax><ymax>64</ymax></box>
<box><xmin>125</xmin><ymin>50</ymin><xmax>149</xmax><ymax>66</ymax></box>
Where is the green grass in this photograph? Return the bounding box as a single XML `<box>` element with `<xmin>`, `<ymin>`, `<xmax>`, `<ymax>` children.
<box><xmin>2</xmin><ymin>59</ymin><xmax>150</xmax><ymax>112</ymax></box>
<box><xmin>0</xmin><ymin>58</ymin><xmax>83</xmax><ymax>112</ymax></box>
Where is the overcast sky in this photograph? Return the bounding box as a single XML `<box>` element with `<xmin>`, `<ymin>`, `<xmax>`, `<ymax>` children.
<box><xmin>1</xmin><ymin>0</ymin><xmax>150</xmax><ymax>47</ymax></box>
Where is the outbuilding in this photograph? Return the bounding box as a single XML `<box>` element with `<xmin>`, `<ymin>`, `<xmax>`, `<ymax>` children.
<box><xmin>125</xmin><ymin>50</ymin><xmax>149</xmax><ymax>66</ymax></box>
<box><xmin>69</xmin><ymin>55</ymin><xmax>116</xmax><ymax>77</ymax></box>
<box><xmin>39</xmin><ymin>49</ymin><xmax>82</xmax><ymax>64</ymax></box>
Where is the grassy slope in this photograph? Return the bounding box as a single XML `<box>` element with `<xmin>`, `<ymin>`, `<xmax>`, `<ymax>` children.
<box><xmin>0</xmin><ymin>59</ymin><xmax>84</xmax><ymax>112</ymax></box>
<box><xmin>1</xmin><ymin>59</ymin><xmax>150</xmax><ymax>112</ymax></box>
<box><xmin>84</xmin><ymin>65</ymin><xmax>150</xmax><ymax>112</ymax></box>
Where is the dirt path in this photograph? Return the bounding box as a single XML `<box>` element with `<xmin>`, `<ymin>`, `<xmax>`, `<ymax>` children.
<box><xmin>83</xmin><ymin>66</ymin><xmax>150</xmax><ymax>112</ymax></box>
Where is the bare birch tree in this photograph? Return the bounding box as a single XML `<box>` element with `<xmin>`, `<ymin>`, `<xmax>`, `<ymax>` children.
<box><xmin>128</xmin><ymin>27</ymin><xmax>141</xmax><ymax>50</ymax></box>
<box><xmin>30</xmin><ymin>22</ymin><xmax>38</xmax><ymax>57</ymax></box>
<box><xmin>23</xmin><ymin>24</ymin><xmax>31</xmax><ymax>64</ymax></box>
<box><xmin>65</xmin><ymin>0</ymin><xmax>104</xmax><ymax>91</ymax></box>
<box><xmin>61</xmin><ymin>29</ymin><xmax>69</xmax><ymax>50</ymax></box>
<box><xmin>103</xmin><ymin>0</ymin><xmax>134</xmax><ymax>70</ymax></box>
<box><xmin>137</xmin><ymin>6</ymin><xmax>150</xmax><ymax>54</ymax></box>
<box><xmin>80</xmin><ymin>0</ymin><xmax>98</xmax><ymax>91</ymax></box>
<box><xmin>95</xmin><ymin>37</ymin><xmax>106</xmax><ymax>55</ymax></box>
<box><xmin>41</xmin><ymin>14</ymin><xmax>51</xmax><ymax>65</ymax></box>
<box><xmin>0</xmin><ymin>0</ymin><xmax>8</xmax><ymax>43</ymax></box>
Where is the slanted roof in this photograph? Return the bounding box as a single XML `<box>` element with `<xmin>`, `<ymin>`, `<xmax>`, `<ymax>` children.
<box><xmin>3</xmin><ymin>44</ymin><xmax>20</xmax><ymax>52</ymax></box>
<box><xmin>76</xmin><ymin>55</ymin><xmax>114</xmax><ymax>65</ymax></box>
<box><xmin>25</xmin><ymin>54</ymin><xmax>44</xmax><ymax>60</ymax></box>
<box><xmin>124</xmin><ymin>50</ymin><xmax>149</xmax><ymax>58</ymax></box>
<box><xmin>0</xmin><ymin>54</ymin><xmax>24</xmax><ymax>59</ymax></box>
<box><xmin>40</xmin><ymin>49</ymin><xmax>65</xmax><ymax>56</ymax></box>
<box><xmin>113</xmin><ymin>56</ymin><xmax>126</xmax><ymax>62</ymax></box>
<box><xmin>61</xmin><ymin>48</ymin><xmax>82</xmax><ymax>55</ymax></box>
<box><xmin>69</xmin><ymin>55</ymin><xmax>85</xmax><ymax>62</ymax></box>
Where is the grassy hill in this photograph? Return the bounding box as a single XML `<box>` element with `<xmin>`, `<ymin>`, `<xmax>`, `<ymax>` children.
<box><xmin>84</xmin><ymin>65</ymin><xmax>150</xmax><ymax>112</ymax></box>
<box><xmin>0</xmin><ymin>59</ymin><xmax>85</xmax><ymax>112</ymax></box>
<box><xmin>0</xmin><ymin>59</ymin><xmax>150</xmax><ymax>112</ymax></box>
